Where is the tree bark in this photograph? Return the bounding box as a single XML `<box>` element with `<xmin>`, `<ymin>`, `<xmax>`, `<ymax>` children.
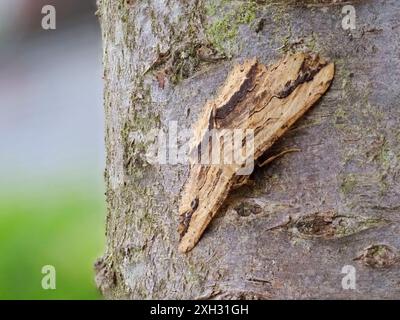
<box><xmin>95</xmin><ymin>0</ymin><xmax>400</xmax><ymax>299</ymax></box>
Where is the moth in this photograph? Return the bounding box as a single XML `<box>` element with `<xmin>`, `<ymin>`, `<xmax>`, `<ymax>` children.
<box><xmin>178</xmin><ymin>52</ymin><xmax>335</xmax><ymax>253</ymax></box>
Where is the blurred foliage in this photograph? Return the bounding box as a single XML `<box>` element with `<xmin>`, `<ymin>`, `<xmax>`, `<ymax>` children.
<box><xmin>0</xmin><ymin>177</ymin><xmax>105</xmax><ymax>299</ymax></box>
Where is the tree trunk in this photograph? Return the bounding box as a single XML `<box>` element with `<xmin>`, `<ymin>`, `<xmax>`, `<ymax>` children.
<box><xmin>95</xmin><ymin>0</ymin><xmax>400</xmax><ymax>299</ymax></box>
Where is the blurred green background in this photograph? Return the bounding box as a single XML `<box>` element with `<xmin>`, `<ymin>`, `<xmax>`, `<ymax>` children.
<box><xmin>0</xmin><ymin>175</ymin><xmax>104</xmax><ymax>299</ymax></box>
<box><xmin>0</xmin><ymin>1</ymin><xmax>105</xmax><ymax>299</ymax></box>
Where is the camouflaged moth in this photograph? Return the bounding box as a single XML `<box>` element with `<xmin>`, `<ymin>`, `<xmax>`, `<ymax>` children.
<box><xmin>178</xmin><ymin>52</ymin><xmax>335</xmax><ymax>253</ymax></box>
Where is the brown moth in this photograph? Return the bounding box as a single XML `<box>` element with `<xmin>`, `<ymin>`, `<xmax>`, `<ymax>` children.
<box><xmin>178</xmin><ymin>52</ymin><xmax>335</xmax><ymax>253</ymax></box>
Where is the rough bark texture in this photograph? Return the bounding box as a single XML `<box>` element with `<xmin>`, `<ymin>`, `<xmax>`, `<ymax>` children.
<box><xmin>95</xmin><ymin>0</ymin><xmax>400</xmax><ymax>299</ymax></box>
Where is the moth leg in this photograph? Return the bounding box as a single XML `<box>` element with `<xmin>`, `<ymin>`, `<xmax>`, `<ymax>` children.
<box><xmin>232</xmin><ymin>148</ymin><xmax>300</xmax><ymax>188</ymax></box>
<box><xmin>257</xmin><ymin>148</ymin><xmax>300</xmax><ymax>167</ymax></box>
<box><xmin>231</xmin><ymin>175</ymin><xmax>252</xmax><ymax>190</ymax></box>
